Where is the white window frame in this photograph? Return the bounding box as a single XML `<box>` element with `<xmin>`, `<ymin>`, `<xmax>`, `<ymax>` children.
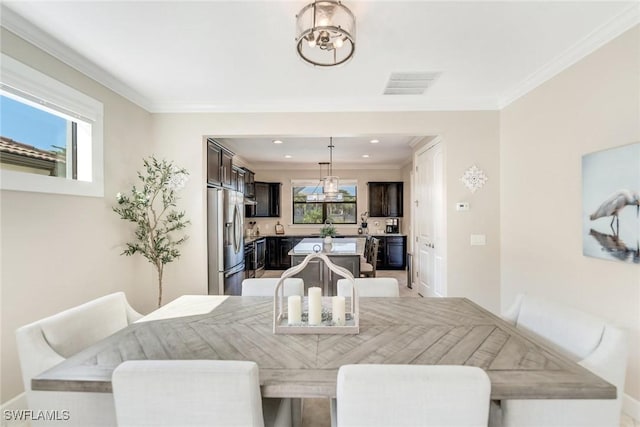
<box><xmin>0</xmin><ymin>54</ymin><xmax>104</xmax><ymax>197</ymax></box>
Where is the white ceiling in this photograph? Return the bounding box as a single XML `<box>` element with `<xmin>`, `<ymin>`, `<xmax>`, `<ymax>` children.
<box><xmin>1</xmin><ymin>1</ymin><xmax>638</xmax><ymax>168</ymax></box>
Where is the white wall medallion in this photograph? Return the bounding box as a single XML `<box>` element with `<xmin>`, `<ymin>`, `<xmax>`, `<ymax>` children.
<box><xmin>460</xmin><ymin>165</ymin><xmax>488</xmax><ymax>193</ymax></box>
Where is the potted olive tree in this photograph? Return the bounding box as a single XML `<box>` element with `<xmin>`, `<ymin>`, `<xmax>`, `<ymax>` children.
<box><xmin>114</xmin><ymin>157</ymin><xmax>190</xmax><ymax>307</ymax></box>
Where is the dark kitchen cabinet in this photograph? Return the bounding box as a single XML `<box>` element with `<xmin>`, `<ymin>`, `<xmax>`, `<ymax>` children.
<box><xmin>255</xmin><ymin>182</ymin><xmax>281</xmax><ymax>217</ymax></box>
<box><xmin>230</xmin><ymin>167</ymin><xmax>238</xmax><ymax>191</ymax></box>
<box><xmin>207</xmin><ymin>138</ymin><xmax>234</xmax><ymax>189</ymax></box>
<box><xmin>375</xmin><ymin>236</ymin><xmax>407</xmax><ymax>270</ymax></box>
<box><xmin>232</xmin><ymin>166</ymin><xmax>245</xmax><ymax>193</ymax></box>
<box><xmin>266</xmin><ymin>237</ymin><xmax>302</xmax><ymax>269</ymax></box>
<box><xmin>221</xmin><ymin>149</ymin><xmax>233</xmax><ymax>189</ymax></box>
<box><xmin>278</xmin><ymin>238</ymin><xmax>294</xmax><ymax>268</ymax></box>
<box><xmin>243</xmin><ymin>168</ymin><xmax>255</xmax><ymax>199</ymax></box>
<box><xmin>368</xmin><ymin>182</ymin><xmax>404</xmax><ymax>217</ymax></box>
<box><xmin>266</xmin><ymin>238</ymin><xmax>278</xmax><ymax>269</ymax></box>
<box><xmin>383</xmin><ymin>236</ymin><xmax>406</xmax><ymax>269</ymax></box>
<box><xmin>207</xmin><ymin>140</ymin><xmax>222</xmax><ymax>186</ymax></box>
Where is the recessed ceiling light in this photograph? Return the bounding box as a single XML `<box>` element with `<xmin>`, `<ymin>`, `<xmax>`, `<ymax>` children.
<box><xmin>273</xmin><ymin>139</ymin><xmax>283</xmax><ymax>144</ymax></box>
<box><xmin>370</xmin><ymin>139</ymin><xmax>379</xmax><ymax>144</ymax></box>
<box><xmin>284</xmin><ymin>154</ymin><xmax>292</xmax><ymax>158</ymax></box>
<box><xmin>362</xmin><ymin>154</ymin><xmax>370</xmax><ymax>158</ymax></box>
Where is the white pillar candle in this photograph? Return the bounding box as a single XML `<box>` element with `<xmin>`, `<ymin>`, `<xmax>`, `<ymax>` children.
<box><xmin>308</xmin><ymin>287</ymin><xmax>322</xmax><ymax>326</ymax></box>
<box><xmin>332</xmin><ymin>296</ymin><xmax>346</xmax><ymax>326</ymax></box>
<box><xmin>288</xmin><ymin>296</ymin><xmax>302</xmax><ymax>325</ymax></box>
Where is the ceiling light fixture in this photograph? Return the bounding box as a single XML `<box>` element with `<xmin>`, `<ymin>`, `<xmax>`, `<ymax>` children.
<box><xmin>362</xmin><ymin>154</ymin><xmax>369</xmax><ymax>158</ymax></box>
<box><xmin>284</xmin><ymin>155</ymin><xmax>292</xmax><ymax>158</ymax></box>
<box><xmin>306</xmin><ymin>137</ymin><xmax>342</xmax><ymax>202</ymax></box>
<box><xmin>273</xmin><ymin>139</ymin><xmax>283</xmax><ymax>144</ymax></box>
<box><xmin>370</xmin><ymin>139</ymin><xmax>379</xmax><ymax>144</ymax></box>
<box><xmin>306</xmin><ymin>162</ymin><xmax>329</xmax><ymax>202</ymax></box>
<box><xmin>323</xmin><ymin>137</ymin><xmax>340</xmax><ymax>201</ymax></box>
<box><xmin>295</xmin><ymin>0</ymin><xmax>356</xmax><ymax>67</ymax></box>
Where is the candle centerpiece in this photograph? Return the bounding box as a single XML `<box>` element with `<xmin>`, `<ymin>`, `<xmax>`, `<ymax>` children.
<box><xmin>273</xmin><ymin>252</ymin><xmax>359</xmax><ymax>334</ymax></box>
<box><xmin>332</xmin><ymin>296</ymin><xmax>346</xmax><ymax>326</ymax></box>
<box><xmin>287</xmin><ymin>296</ymin><xmax>302</xmax><ymax>325</ymax></box>
<box><xmin>308</xmin><ymin>287</ymin><xmax>322</xmax><ymax>325</ymax></box>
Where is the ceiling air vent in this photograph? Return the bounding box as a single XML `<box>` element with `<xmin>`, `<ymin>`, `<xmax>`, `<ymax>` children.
<box><xmin>383</xmin><ymin>72</ymin><xmax>440</xmax><ymax>95</ymax></box>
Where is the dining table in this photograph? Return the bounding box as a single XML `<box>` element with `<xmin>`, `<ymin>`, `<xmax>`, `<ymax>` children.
<box><xmin>32</xmin><ymin>295</ymin><xmax>616</xmax><ymax>402</ymax></box>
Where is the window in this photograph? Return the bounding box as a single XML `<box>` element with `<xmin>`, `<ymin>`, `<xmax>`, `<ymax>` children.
<box><xmin>0</xmin><ymin>54</ymin><xmax>103</xmax><ymax>197</ymax></box>
<box><xmin>292</xmin><ymin>180</ymin><xmax>357</xmax><ymax>224</ymax></box>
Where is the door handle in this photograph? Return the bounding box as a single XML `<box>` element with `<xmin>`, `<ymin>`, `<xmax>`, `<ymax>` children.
<box><xmin>233</xmin><ymin>205</ymin><xmax>242</xmax><ymax>252</ymax></box>
<box><xmin>225</xmin><ymin>223</ymin><xmax>232</xmax><ymax>244</ymax></box>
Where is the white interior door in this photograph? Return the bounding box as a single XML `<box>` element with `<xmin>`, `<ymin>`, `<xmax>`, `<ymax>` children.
<box><xmin>415</xmin><ymin>142</ymin><xmax>445</xmax><ymax>297</ymax></box>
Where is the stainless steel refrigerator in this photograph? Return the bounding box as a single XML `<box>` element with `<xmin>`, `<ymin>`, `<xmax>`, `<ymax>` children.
<box><xmin>207</xmin><ymin>187</ymin><xmax>245</xmax><ymax>295</ymax></box>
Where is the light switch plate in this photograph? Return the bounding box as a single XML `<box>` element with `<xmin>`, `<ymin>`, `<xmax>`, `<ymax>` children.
<box><xmin>470</xmin><ymin>234</ymin><xmax>486</xmax><ymax>246</ymax></box>
<box><xmin>456</xmin><ymin>202</ymin><xmax>470</xmax><ymax>211</ymax></box>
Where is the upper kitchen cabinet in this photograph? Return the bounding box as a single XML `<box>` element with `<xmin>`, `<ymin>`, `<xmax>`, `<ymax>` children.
<box><xmin>220</xmin><ymin>148</ymin><xmax>233</xmax><ymax>188</ymax></box>
<box><xmin>254</xmin><ymin>181</ymin><xmax>281</xmax><ymax>217</ymax></box>
<box><xmin>243</xmin><ymin>168</ymin><xmax>255</xmax><ymax>199</ymax></box>
<box><xmin>206</xmin><ymin>138</ymin><xmax>234</xmax><ymax>189</ymax></box>
<box><xmin>232</xmin><ymin>166</ymin><xmax>245</xmax><ymax>193</ymax></box>
<box><xmin>368</xmin><ymin>182</ymin><xmax>404</xmax><ymax>217</ymax></box>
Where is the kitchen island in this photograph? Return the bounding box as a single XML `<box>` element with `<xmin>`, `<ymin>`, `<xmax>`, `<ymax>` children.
<box><xmin>288</xmin><ymin>237</ymin><xmax>366</xmax><ymax>295</ymax></box>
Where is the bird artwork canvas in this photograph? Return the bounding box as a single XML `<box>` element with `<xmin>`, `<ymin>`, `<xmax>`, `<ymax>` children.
<box><xmin>582</xmin><ymin>142</ymin><xmax>640</xmax><ymax>264</ymax></box>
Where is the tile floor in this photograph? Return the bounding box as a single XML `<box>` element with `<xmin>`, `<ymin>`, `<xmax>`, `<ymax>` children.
<box><xmin>260</xmin><ymin>269</ymin><xmax>637</xmax><ymax>427</ymax></box>
<box><xmin>622</xmin><ymin>413</ymin><xmax>640</xmax><ymax>427</ymax></box>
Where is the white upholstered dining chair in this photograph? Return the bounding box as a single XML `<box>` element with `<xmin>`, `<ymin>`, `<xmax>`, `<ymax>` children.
<box><xmin>492</xmin><ymin>294</ymin><xmax>628</xmax><ymax>427</ymax></box>
<box><xmin>336</xmin><ymin>278</ymin><xmax>399</xmax><ymax>297</ymax></box>
<box><xmin>112</xmin><ymin>360</ymin><xmax>292</xmax><ymax>427</ymax></box>
<box><xmin>242</xmin><ymin>278</ymin><xmax>304</xmax><ymax>297</ymax></box>
<box><xmin>15</xmin><ymin>291</ymin><xmax>142</xmax><ymax>426</ymax></box>
<box><xmin>336</xmin><ymin>364</ymin><xmax>491</xmax><ymax>427</ymax></box>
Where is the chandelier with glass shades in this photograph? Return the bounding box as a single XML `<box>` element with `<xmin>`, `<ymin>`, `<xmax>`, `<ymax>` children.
<box><xmin>306</xmin><ymin>138</ymin><xmax>342</xmax><ymax>202</ymax></box>
<box><xmin>295</xmin><ymin>0</ymin><xmax>356</xmax><ymax>67</ymax></box>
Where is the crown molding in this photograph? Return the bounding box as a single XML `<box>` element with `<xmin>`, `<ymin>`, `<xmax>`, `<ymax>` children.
<box><xmin>408</xmin><ymin>136</ymin><xmax>433</xmax><ymax>148</ymax></box>
<box><xmin>147</xmin><ymin>97</ymin><xmax>500</xmax><ymax>114</ymax></box>
<box><xmin>498</xmin><ymin>3</ymin><xmax>640</xmax><ymax>109</ymax></box>
<box><xmin>0</xmin><ymin>5</ymin><xmax>153</xmax><ymax>111</ymax></box>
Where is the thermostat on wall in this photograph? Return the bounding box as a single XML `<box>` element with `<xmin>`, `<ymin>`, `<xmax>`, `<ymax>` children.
<box><xmin>456</xmin><ymin>202</ymin><xmax>469</xmax><ymax>211</ymax></box>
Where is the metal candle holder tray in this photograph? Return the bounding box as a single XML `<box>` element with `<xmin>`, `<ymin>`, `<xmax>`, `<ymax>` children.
<box><xmin>273</xmin><ymin>252</ymin><xmax>359</xmax><ymax>335</ymax></box>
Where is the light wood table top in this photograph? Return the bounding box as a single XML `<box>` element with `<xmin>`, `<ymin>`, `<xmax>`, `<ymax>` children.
<box><xmin>32</xmin><ymin>296</ymin><xmax>616</xmax><ymax>400</ymax></box>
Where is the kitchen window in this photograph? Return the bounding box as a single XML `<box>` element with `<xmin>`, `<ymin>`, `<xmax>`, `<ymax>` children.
<box><xmin>292</xmin><ymin>180</ymin><xmax>357</xmax><ymax>224</ymax></box>
<box><xmin>0</xmin><ymin>54</ymin><xmax>104</xmax><ymax>197</ymax></box>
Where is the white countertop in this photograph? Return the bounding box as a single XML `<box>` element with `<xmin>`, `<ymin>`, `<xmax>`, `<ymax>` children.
<box><xmin>289</xmin><ymin>237</ymin><xmax>366</xmax><ymax>256</ymax></box>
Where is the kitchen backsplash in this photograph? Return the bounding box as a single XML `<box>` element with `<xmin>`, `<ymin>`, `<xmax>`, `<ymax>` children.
<box><xmin>246</xmin><ymin>218</ymin><xmax>401</xmax><ymax>236</ymax></box>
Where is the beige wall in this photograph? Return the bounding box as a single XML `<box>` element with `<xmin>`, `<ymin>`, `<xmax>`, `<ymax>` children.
<box><xmin>500</xmin><ymin>25</ymin><xmax>640</xmax><ymax>400</ymax></box>
<box><xmin>151</xmin><ymin>111</ymin><xmax>501</xmax><ymax>313</ymax></box>
<box><xmin>0</xmin><ymin>30</ymin><xmax>155</xmax><ymax>401</ymax></box>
